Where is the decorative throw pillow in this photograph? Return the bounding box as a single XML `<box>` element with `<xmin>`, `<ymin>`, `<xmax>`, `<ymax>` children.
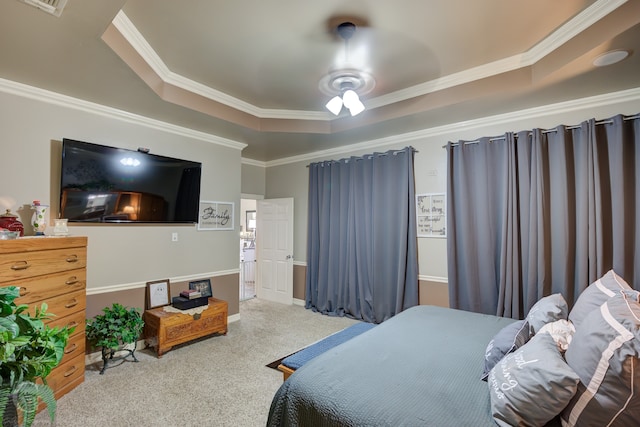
<box><xmin>525</xmin><ymin>293</ymin><xmax>568</xmax><ymax>334</ymax></box>
<box><xmin>488</xmin><ymin>331</ymin><xmax>580</xmax><ymax>427</ymax></box>
<box><xmin>537</xmin><ymin>319</ymin><xmax>575</xmax><ymax>351</ymax></box>
<box><xmin>568</xmin><ymin>269</ymin><xmax>631</xmax><ymax>329</ymax></box>
<box><xmin>561</xmin><ymin>289</ymin><xmax>640</xmax><ymax>427</ymax></box>
<box><xmin>481</xmin><ymin>319</ymin><xmax>531</xmax><ymax>381</ymax></box>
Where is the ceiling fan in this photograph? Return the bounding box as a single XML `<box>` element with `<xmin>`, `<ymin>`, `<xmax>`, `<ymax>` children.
<box><xmin>319</xmin><ymin>21</ymin><xmax>375</xmax><ymax>117</ymax></box>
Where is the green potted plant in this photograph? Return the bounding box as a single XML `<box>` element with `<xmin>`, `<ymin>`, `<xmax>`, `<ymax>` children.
<box><xmin>0</xmin><ymin>286</ymin><xmax>73</xmax><ymax>427</ymax></box>
<box><xmin>85</xmin><ymin>303</ymin><xmax>144</xmax><ymax>374</ymax></box>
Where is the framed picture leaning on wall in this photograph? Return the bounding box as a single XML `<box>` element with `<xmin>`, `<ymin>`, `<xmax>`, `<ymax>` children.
<box><xmin>189</xmin><ymin>279</ymin><xmax>212</xmax><ymax>298</ymax></box>
<box><xmin>146</xmin><ymin>279</ymin><xmax>171</xmax><ymax>309</ymax></box>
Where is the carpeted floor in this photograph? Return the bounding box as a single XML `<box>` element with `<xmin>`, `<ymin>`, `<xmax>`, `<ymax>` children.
<box><xmin>32</xmin><ymin>298</ymin><xmax>358</xmax><ymax>427</ymax></box>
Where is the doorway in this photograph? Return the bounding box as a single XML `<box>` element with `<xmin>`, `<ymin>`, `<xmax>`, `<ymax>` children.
<box><xmin>255</xmin><ymin>198</ymin><xmax>294</xmax><ymax>304</ymax></box>
<box><xmin>240</xmin><ymin>198</ymin><xmax>258</xmax><ymax>301</ymax></box>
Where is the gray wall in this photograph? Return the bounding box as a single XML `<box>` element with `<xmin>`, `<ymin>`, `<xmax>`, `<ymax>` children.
<box><xmin>2</xmin><ymin>78</ymin><xmax>639</xmax><ymax>312</ymax></box>
<box><xmin>241</xmin><ymin>161</ymin><xmax>266</xmax><ymax>196</ymax></box>
<box><xmin>0</xmin><ymin>84</ymin><xmax>244</xmax><ymax>313</ymax></box>
<box><xmin>265</xmin><ymin>94</ymin><xmax>640</xmax><ymax>304</ymax></box>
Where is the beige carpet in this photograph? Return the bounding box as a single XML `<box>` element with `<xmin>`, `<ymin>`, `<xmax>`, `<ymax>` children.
<box><xmin>32</xmin><ymin>298</ymin><xmax>358</xmax><ymax>427</ymax></box>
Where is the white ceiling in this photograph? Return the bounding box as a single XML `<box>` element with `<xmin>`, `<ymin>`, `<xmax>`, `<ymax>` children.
<box><xmin>1</xmin><ymin>0</ymin><xmax>639</xmax><ymax>161</ymax></box>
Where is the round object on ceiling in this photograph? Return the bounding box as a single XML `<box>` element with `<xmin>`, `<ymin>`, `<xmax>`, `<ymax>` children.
<box><xmin>593</xmin><ymin>50</ymin><xmax>629</xmax><ymax>67</ymax></box>
<box><xmin>318</xmin><ymin>69</ymin><xmax>376</xmax><ymax>96</ymax></box>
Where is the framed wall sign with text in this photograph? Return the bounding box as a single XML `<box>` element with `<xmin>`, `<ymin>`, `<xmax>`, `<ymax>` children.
<box><xmin>198</xmin><ymin>201</ymin><xmax>234</xmax><ymax>231</ymax></box>
<box><xmin>146</xmin><ymin>279</ymin><xmax>171</xmax><ymax>309</ymax></box>
<box><xmin>416</xmin><ymin>193</ymin><xmax>446</xmax><ymax>238</ymax></box>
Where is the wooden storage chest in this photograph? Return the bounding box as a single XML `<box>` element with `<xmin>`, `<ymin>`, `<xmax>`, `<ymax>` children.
<box><xmin>144</xmin><ymin>297</ymin><xmax>228</xmax><ymax>357</ymax></box>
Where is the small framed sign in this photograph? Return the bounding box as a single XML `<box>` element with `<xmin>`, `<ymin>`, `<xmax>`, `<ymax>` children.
<box><xmin>189</xmin><ymin>279</ymin><xmax>213</xmax><ymax>298</ymax></box>
<box><xmin>146</xmin><ymin>279</ymin><xmax>171</xmax><ymax>309</ymax></box>
<box><xmin>198</xmin><ymin>201</ymin><xmax>234</xmax><ymax>231</ymax></box>
<box><xmin>416</xmin><ymin>193</ymin><xmax>447</xmax><ymax>238</ymax></box>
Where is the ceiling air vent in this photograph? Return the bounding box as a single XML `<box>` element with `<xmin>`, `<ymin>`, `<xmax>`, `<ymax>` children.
<box><xmin>19</xmin><ymin>0</ymin><xmax>67</xmax><ymax>17</ymax></box>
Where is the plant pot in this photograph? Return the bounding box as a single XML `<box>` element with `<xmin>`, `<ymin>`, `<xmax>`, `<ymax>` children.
<box><xmin>99</xmin><ymin>341</ymin><xmax>139</xmax><ymax>374</ymax></box>
<box><xmin>2</xmin><ymin>396</ymin><xmax>18</xmax><ymax>427</ymax></box>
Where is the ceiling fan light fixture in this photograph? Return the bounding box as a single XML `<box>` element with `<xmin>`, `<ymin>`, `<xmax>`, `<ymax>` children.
<box><xmin>320</xmin><ymin>20</ymin><xmax>375</xmax><ymax>117</ymax></box>
<box><xmin>347</xmin><ymin>98</ymin><xmax>365</xmax><ymax>116</ymax></box>
<box><xmin>342</xmin><ymin>89</ymin><xmax>359</xmax><ymax>107</ymax></box>
<box><xmin>341</xmin><ymin>89</ymin><xmax>364</xmax><ymax>116</ymax></box>
<box><xmin>326</xmin><ymin>96</ymin><xmax>344</xmax><ymax>115</ymax></box>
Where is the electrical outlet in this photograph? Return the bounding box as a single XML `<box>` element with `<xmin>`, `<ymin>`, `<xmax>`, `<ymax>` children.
<box><xmin>171</xmin><ymin>232</ymin><xmax>178</xmax><ymax>242</ymax></box>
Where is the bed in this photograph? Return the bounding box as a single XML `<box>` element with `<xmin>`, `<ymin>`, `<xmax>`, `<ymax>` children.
<box><xmin>277</xmin><ymin>322</ymin><xmax>377</xmax><ymax>381</ymax></box>
<box><xmin>267</xmin><ymin>304</ymin><xmax>520</xmax><ymax>427</ymax></box>
<box><xmin>267</xmin><ymin>270</ymin><xmax>640</xmax><ymax>427</ymax></box>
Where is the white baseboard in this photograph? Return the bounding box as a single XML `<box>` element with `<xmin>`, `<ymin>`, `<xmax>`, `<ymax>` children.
<box><xmin>293</xmin><ymin>298</ymin><xmax>305</xmax><ymax>306</ymax></box>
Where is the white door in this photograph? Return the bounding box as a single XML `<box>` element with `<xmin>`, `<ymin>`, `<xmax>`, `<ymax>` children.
<box><xmin>256</xmin><ymin>198</ymin><xmax>294</xmax><ymax>304</ymax></box>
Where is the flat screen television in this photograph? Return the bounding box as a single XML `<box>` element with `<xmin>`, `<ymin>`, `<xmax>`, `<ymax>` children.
<box><xmin>60</xmin><ymin>138</ymin><xmax>202</xmax><ymax>223</ymax></box>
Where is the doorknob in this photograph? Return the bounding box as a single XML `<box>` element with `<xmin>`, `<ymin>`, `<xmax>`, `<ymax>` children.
<box><xmin>286</xmin><ymin>255</ymin><xmax>293</xmax><ymax>260</ymax></box>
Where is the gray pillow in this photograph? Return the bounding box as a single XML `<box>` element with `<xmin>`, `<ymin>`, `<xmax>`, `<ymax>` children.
<box><xmin>568</xmin><ymin>269</ymin><xmax>631</xmax><ymax>329</ymax></box>
<box><xmin>481</xmin><ymin>319</ymin><xmax>531</xmax><ymax>381</ymax></box>
<box><xmin>488</xmin><ymin>331</ymin><xmax>579</xmax><ymax>427</ymax></box>
<box><xmin>561</xmin><ymin>289</ymin><xmax>640</xmax><ymax>427</ymax></box>
<box><xmin>525</xmin><ymin>293</ymin><xmax>568</xmax><ymax>334</ymax></box>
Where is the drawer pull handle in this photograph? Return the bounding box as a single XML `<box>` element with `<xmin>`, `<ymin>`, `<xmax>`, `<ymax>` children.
<box><xmin>10</xmin><ymin>261</ymin><xmax>30</xmax><ymax>271</ymax></box>
<box><xmin>68</xmin><ymin>321</ymin><xmax>78</xmax><ymax>328</ymax></box>
<box><xmin>65</xmin><ymin>276</ymin><xmax>79</xmax><ymax>285</ymax></box>
<box><xmin>64</xmin><ymin>343</ymin><xmax>77</xmax><ymax>354</ymax></box>
<box><xmin>18</xmin><ymin>287</ymin><xmax>30</xmax><ymax>297</ymax></box>
<box><xmin>65</xmin><ymin>299</ymin><xmax>78</xmax><ymax>308</ymax></box>
<box><xmin>66</xmin><ymin>254</ymin><xmax>79</xmax><ymax>263</ymax></box>
<box><xmin>63</xmin><ymin>366</ymin><xmax>77</xmax><ymax>377</ymax></box>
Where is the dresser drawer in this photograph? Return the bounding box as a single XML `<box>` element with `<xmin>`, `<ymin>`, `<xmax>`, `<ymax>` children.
<box><xmin>39</xmin><ymin>353</ymin><xmax>85</xmax><ymax>393</ymax></box>
<box><xmin>0</xmin><ymin>247</ymin><xmax>87</xmax><ymax>282</ymax></box>
<box><xmin>58</xmin><ymin>332</ymin><xmax>86</xmax><ymax>367</ymax></box>
<box><xmin>21</xmin><ymin>289</ymin><xmax>85</xmax><ymax>319</ymax></box>
<box><xmin>46</xmin><ymin>309</ymin><xmax>86</xmax><ymax>336</ymax></box>
<box><xmin>13</xmin><ymin>269</ymin><xmax>86</xmax><ymax>305</ymax></box>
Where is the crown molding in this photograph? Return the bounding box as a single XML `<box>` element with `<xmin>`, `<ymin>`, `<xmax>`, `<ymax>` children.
<box><xmin>112</xmin><ymin>0</ymin><xmax>625</xmax><ymax>120</ymax></box>
<box><xmin>2</xmin><ymin>75</ymin><xmax>637</xmax><ymax>167</ymax></box>
<box><xmin>0</xmin><ymin>77</ymin><xmax>246</xmax><ymax>151</ymax></box>
<box><xmin>527</xmin><ymin>0</ymin><xmax>628</xmax><ymax>63</ymax></box>
<box><xmin>370</xmin><ymin>0</ymin><xmax>627</xmax><ymax>109</ymax></box>
<box><xmin>112</xmin><ymin>11</ymin><xmax>328</xmax><ymax>121</ymax></box>
<box><xmin>241</xmin><ymin>157</ymin><xmax>267</xmax><ymax>168</ymax></box>
<box><xmin>265</xmin><ymin>87</ymin><xmax>640</xmax><ymax>167</ymax></box>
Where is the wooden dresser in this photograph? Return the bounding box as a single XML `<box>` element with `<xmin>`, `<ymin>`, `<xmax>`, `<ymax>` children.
<box><xmin>144</xmin><ymin>297</ymin><xmax>228</xmax><ymax>357</ymax></box>
<box><xmin>0</xmin><ymin>236</ymin><xmax>87</xmax><ymax>401</ymax></box>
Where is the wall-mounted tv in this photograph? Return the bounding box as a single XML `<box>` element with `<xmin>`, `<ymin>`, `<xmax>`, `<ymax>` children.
<box><xmin>60</xmin><ymin>138</ymin><xmax>202</xmax><ymax>223</ymax></box>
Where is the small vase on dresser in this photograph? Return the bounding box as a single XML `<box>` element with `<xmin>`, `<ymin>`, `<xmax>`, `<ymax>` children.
<box><xmin>31</xmin><ymin>201</ymin><xmax>48</xmax><ymax>236</ymax></box>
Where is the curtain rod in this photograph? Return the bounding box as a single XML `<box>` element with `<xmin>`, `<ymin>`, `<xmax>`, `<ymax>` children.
<box><xmin>307</xmin><ymin>147</ymin><xmax>418</xmax><ymax>167</ymax></box>
<box><xmin>442</xmin><ymin>113</ymin><xmax>640</xmax><ymax>148</ymax></box>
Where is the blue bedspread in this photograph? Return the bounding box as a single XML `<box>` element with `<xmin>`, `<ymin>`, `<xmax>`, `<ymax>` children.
<box><xmin>267</xmin><ymin>305</ymin><xmax>519</xmax><ymax>427</ymax></box>
<box><xmin>281</xmin><ymin>322</ymin><xmax>376</xmax><ymax>370</ymax></box>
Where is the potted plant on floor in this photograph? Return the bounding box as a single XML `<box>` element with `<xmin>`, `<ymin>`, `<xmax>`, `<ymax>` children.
<box><xmin>85</xmin><ymin>303</ymin><xmax>144</xmax><ymax>374</ymax></box>
<box><xmin>0</xmin><ymin>286</ymin><xmax>73</xmax><ymax>427</ymax></box>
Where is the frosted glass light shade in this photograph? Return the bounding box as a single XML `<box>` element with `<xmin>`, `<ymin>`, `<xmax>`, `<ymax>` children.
<box><xmin>325</xmin><ymin>91</ymin><xmax>365</xmax><ymax>116</ymax></box>
<box><xmin>326</xmin><ymin>96</ymin><xmax>343</xmax><ymax>115</ymax></box>
<box><xmin>347</xmin><ymin>98</ymin><xmax>365</xmax><ymax>116</ymax></box>
<box><xmin>342</xmin><ymin>90</ymin><xmax>359</xmax><ymax>107</ymax></box>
